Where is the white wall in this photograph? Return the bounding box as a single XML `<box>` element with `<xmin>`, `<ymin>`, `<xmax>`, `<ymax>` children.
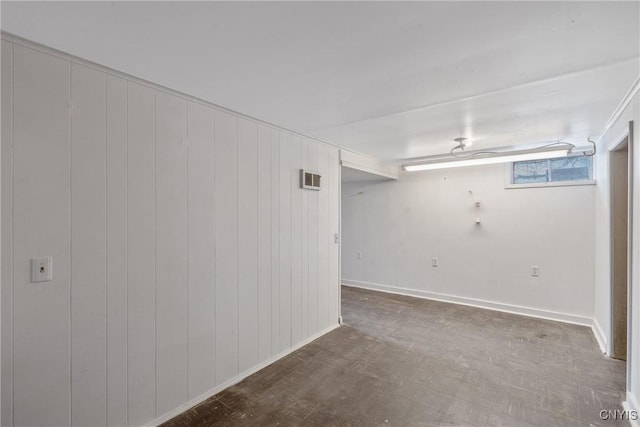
<box><xmin>0</xmin><ymin>37</ymin><xmax>341</xmax><ymax>427</ymax></box>
<box><xmin>593</xmin><ymin>85</ymin><xmax>640</xmax><ymax>419</ymax></box>
<box><xmin>342</xmin><ymin>163</ymin><xmax>596</xmax><ymax>324</ymax></box>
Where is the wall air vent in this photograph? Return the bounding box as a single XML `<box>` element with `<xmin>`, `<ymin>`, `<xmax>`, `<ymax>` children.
<box><xmin>301</xmin><ymin>169</ymin><xmax>321</xmax><ymax>190</ymax></box>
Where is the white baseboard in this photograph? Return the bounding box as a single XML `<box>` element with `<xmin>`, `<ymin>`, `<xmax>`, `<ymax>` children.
<box><xmin>623</xmin><ymin>391</ymin><xmax>640</xmax><ymax>427</ymax></box>
<box><xmin>342</xmin><ymin>279</ymin><xmax>592</xmax><ymax>327</ymax></box>
<box><xmin>146</xmin><ymin>323</ymin><xmax>340</xmax><ymax>426</ymax></box>
<box><xmin>591</xmin><ymin>318</ymin><xmax>608</xmax><ymax>354</ymax></box>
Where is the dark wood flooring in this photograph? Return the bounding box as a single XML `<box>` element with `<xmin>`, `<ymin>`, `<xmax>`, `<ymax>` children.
<box><xmin>162</xmin><ymin>285</ymin><xmax>628</xmax><ymax>426</ymax></box>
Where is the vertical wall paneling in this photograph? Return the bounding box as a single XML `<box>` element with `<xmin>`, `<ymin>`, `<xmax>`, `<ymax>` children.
<box><xmin>279</xmin><ymin>132</ymin><xmax>292</xmax><ymax>352</ymax></box>
<box><xmin>214</xmin><ymin>110</ymin><xmax>239</xmax><ymax>384</ymax></box>
<box><xmin>12</xmin><ymin>45</ymin><xmax>71</xmax><ymax>427</ymax></box>
<box><xmin>70</xmin><ymin>63</ymin><xmax>108</xmax><ymax>426</ymax></box>
<box><xmin>290</xmin><ymin>136</ymin><xmax>303</xmax><ymax>345</ymax></box>
<box><xmin>187</xmin><ymin>101</ymin><xmax>216</xmax><ymax>399</ymax></box>
<box><xmin>1</xmin><ymin>40</ymin><xmax>14</xmax><ymax>427</ymax></box>
<box><xmin>127</xmin><ymin>81</ymin><xmax>156</xmax><ymax>426</ymax></box>
<box><xmin>300</xmin><ymin>140</ymin><xmax>310</xmax><ymax>340</ymax></box>
<box><xmin>317</xmin><ymin>144</ymin><xmax>330</xmax><ymax>329</ymax></box>
<box><xmin>238</xmin><ymin>118</ymin><xmax>259</xmax><ymax>372</ymax></box>
<box><xmin>328</xmin><ymin>147</ymin><xmax>340</xmax><ymax>324</ymax></box>
<box><xmin>257</xmin><ymin>124</ymin><xmax>272</xmax><ymax>361</ymax></box>
<box><xmin>106</xmin><ymin>74</ymin><xmax>128</xmax><ymax>427</ymax></box>
<box><xmin>307</xmin><ymin>142</ymin><xmax>319</xmax><ymax>334</ymax></box>
<box><xmin>2</xmin><ymin>38</ymin><xmax>342</xmax><ymax>427</ymax></box>
<box><xmin>155</xmin><ymin>91</ymin><xmax>188</xmax><ymax>415</ymax></box>
<box><xmin>270</xmin><ymin>130</ymin><xmax>281</xmax><ymax>354</ymax></box>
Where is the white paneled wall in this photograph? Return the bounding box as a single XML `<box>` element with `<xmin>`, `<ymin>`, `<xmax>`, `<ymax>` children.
<box><xmin>70</xmin><ymin>62</ymin><xmax>108</xmax><ymax>427</ymax></box>
<box><xmin>238</xmin><ymin>117</ymin><xmax>259</xmax><ymax>373</ymax></box>
<box><xmin>278</xmin><ymin>134</ymin><xmax>292</xmax><ymax>353</ymax></box>
<box><xmin>186</xmin><ymin>101</ymin><xmax>216</xmax><ymax>400</ymax></box>
<box><xmin>0</xmin><ymin>39</ymin><xmax>341</xmax><ymax>427</ymax></box>
<box><xmin>12</xmin><ymin>44</ymin><xmax>72</xmax><ymax>427</ymax></box>
<box><xmin>155</xmin><ymin>91</ymin><xmax>189</xmax><ymax>418</ymax></box>
<box><xmin>1</xmin><ymin>40</ymin><xmax>14</xmax><ymax>427</ymax></box>
<box><xmin>106</xmin><ymin>74</ymin><xmax>128</xmax><ymax>427</ymax></box>
<box><xmin>127</xmin><ymin>81</ymin><xmax>157</xmax><ymax>426</ymax></box>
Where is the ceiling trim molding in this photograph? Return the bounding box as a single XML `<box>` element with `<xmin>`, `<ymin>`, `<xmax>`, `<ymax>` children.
<box><xmin>340</xmin><ymin>150</ymin><xmax>400</xmax><ymax>180</ymax></box>
<box><xmin>599</xmin><ymin>74</ymin><xmax>640</xmax><ymax>142</ymax></box>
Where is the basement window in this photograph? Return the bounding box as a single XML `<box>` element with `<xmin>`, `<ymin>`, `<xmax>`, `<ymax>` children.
<box><xmin>506</xmin><ymin>155</ymin><xmax>595</xmax><ymax>188</ymax></box>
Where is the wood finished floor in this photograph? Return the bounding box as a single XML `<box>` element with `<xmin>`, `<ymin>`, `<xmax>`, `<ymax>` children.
<box><xmin>162</xmin><ymin>286</ymin><xmax>628</xmax><ymax>427</ymax></box>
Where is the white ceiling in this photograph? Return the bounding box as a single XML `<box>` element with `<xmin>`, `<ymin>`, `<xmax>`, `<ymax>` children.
<box><xmin>2</xmin><ymin>1</ymin><xmax>638</xmax><ymax>161</ymax></box>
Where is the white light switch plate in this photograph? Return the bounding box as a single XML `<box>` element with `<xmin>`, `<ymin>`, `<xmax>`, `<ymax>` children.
<box><xmin>31</xmin><ymin>257</ymin><xmax>53</xmax><ymax>283</ymax></box>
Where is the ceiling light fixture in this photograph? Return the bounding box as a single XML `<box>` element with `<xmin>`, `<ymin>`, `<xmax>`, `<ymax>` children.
<box><xmin>403</xmin><ymin>140</ymin><xmax>574</xmax><ymax>172</ymax></box>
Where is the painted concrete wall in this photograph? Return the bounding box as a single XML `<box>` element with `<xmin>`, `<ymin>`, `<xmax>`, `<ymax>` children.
<box><xmin>0</xmin><ymin>38</ymin><xmax>341</xmax><ymax>426</ymax></box>
<box><xmin>342</xmin><ymin>163</ymin><xmax>596</xmax><ymax>325</ymax></box>
<box><xmin>593</xmin><ymin>88</ymin><xmax>640</xmax><ymax>418</ymax></box>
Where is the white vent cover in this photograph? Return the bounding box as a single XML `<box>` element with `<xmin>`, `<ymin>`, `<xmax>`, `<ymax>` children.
<box><xmin>300</xmin><ymin>169</ymin><xmax>321</xmax><ymax>190</ymax></box>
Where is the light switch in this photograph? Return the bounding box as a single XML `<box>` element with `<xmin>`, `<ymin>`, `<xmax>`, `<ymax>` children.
<box><xmin>31</xmin><ymin>257</ymin><xmax>52</xmax><ymax>283</ymax></box>
<box><xmin>334</xmin><ymin>233</ymin><xmax>340</xmax><ymax>244</ymax></box>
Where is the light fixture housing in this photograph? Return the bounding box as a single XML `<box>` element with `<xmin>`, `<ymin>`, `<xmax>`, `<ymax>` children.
<box><xmin>453</xmin><ymin>137</ymin><xmax>472</xmax><ymax>150</ymax></box>
<box><xmin>403</xmin><ymin>144</ymin><xmax>572</xmax><ymax>172</ymax></box>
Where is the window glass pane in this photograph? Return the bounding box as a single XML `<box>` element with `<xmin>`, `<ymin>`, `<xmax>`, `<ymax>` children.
<box><xmin>512</xmin><ymin>159</ymin><xmax>549</xmax><ymax>184</ymax></box>
<box><xmin>549</xmin><ymin>156</ymin><xmax>591</xmax><ymax>182</ymax></box>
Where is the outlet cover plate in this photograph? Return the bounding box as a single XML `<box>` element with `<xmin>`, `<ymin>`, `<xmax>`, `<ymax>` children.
<box><xmin>31</xmin><ymin>257</ymin><xmax>52</xmax><ymax>283</ymax></box>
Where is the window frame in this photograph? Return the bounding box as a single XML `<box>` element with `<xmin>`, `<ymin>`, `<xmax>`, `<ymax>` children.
<box><xmin>504</xmin><ymin>154</ymin><xmax>596</xmax><ymax>189</ymax></box>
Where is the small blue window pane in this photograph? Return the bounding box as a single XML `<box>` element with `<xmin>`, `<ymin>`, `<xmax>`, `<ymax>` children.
<box><xmin>512</xmin><ymin>156</ymin><xmax>592</xmax><ymax>184</ymax></box>
<box><xmin>513</xmin><ymin>159</ymin><xmax>549</xmax><ymax>184</ymax></box>
<box><xmin>549</xmin><ymin>156</ymin><xmax>591</xmax><ymax>182</ymax></box>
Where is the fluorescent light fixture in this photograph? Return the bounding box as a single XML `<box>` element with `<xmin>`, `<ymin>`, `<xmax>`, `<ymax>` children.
<box><xmin>403</xmin><ymin>145</ymin><xmax>571</xmax><ymax>172</ymax></box>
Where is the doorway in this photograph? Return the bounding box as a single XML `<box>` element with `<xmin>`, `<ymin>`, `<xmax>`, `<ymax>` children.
<box><xmin>610</xmin><ymin>127</ymin><xmax>632</xmax><ymax>361</ymax></box>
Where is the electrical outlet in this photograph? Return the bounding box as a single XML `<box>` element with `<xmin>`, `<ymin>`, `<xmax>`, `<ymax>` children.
<box><xmin>334</xmin><ymin>233</ymin><xmax>340</xmax><ymax>244</ymax></box>
<box><xmin>31</xmin><ymin>257</ymin><xmax>53</xmax><ymax>283</ymax></box>
<box><xmin>531</xmin><ymin>266</ymin><xmax>540</xmax><ymax>277</ymax></box>
<box><xmin>432</xmin><ymin>257</ymin><xmax>439</xmax><ymax>267</ymax></box>
<box><xmin>356</xmin><ymin>252</ymin><xmax>362</xmax><ymax>260</ymax></box>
